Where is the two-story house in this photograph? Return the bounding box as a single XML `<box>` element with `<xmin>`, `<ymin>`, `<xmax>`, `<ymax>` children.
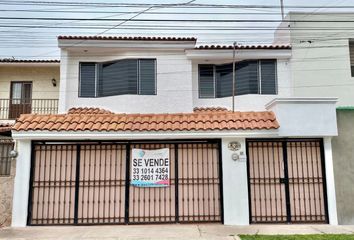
<box><xmin>9</xmin><ymin>36</ymin><xmax>339</xmax><ymax>227</ymax></box>
<box><xmin>274</xmin><ymin>12</ymin><xmax>354</xmax><ymax>225</ymax></box>
<box><xmin>0</xmin><ymin>59</ymin><xmax>60</xmax><ymax>226</ymax></box>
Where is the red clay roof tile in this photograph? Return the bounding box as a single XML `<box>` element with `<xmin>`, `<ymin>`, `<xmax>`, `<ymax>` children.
<box><xmin>58</xmin><ymin>36</ymin><xmax>197</xmax><ymax>42</ymax></box>
<box><xmin>195</xmin><ymin>44</ymin><xmax>291</xmax><ymax>50</ymax></box>
<box><xmin>13</xmin><ymin>110</ymin><xmax>279</xmax><ymax>132</ymax></box>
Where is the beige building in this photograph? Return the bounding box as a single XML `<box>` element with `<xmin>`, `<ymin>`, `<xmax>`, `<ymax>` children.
<box><xmin>0</xmin><ymin>59</ymin><xmax>60</xmax><ymax>121</ymax></box>
<box><xmin>0</xmin><ymin>59</ymin><xmax>60</xmax><ymax>226</ymax></box>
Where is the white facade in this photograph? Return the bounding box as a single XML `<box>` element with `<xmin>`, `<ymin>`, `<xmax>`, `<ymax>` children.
<box><xmin>58</xmin><ymin>39</ymin><xmax>292</xmax><ymax>113</ymax></box>
<box><xmin>10</xmin><ymin>37</ymin><xmax>341</xmax><ymax>227</ymax></box>
<box><xmin>274</xmin><ymin>12</ymin><xmax>354</xmax><ymax>107</ymax></box>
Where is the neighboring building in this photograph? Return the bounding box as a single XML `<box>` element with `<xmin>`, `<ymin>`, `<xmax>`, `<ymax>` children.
<box><xmin>0</xmin><ymin>59</ymin><xmax>60</xmax><ymax>121</ymax></box>
<box><xmin>274</xmin><ymin>12</ymin><xmax>354</xmax><ymax>224</ymax></box>
<box><xmin>0</xmin><ymin>59</ymin><xmax>60</xmax><ymax>226</ymax></box>
<box><xmin>10</xmin><ymin>36</ymin><xmax>338</xmax><ymax>227</ymax></box>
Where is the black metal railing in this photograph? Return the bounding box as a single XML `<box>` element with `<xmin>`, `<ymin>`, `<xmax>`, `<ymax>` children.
<box><xmin>0</xmin><ymin>98</ymin><xmax>59</xmax><ymax>119</ymax></box>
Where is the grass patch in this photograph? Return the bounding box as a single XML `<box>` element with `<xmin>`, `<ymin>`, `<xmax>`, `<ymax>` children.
<box><xmin>239</xmin><ymin>234</ymin><xmax>354</xmax><ymax>240</ymax></box>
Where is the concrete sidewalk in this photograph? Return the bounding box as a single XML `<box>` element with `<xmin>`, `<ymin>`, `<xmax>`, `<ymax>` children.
<box><xmin>0</xmin><ymin>224</ymin><xmax>354</xmax><ymax>240</ymax></box>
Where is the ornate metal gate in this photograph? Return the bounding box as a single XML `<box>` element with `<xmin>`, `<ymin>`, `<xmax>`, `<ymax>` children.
<box><xmin>27</xmin><ymin>140</ymin><xmax>222</xmax><ymax>225</ymax></box>
<box><xmin>246</xmin><ymin>139</ymin><xmax>328</xmax><ymax>224</ymax></box>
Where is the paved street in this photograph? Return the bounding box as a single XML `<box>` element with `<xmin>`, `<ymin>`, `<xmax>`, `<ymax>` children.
<box><xmin>0</xmin><ymin>224</ymin><xmax>354</xmax><ymax>240</ymax></box>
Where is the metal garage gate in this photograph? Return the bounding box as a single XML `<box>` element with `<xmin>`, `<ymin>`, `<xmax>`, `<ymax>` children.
<box><xmin>27</xmin><ymin>140</ymin><xmax>222</xmax><ymax>225</ymax></box>
<box><xmin>246</xmin><ymin>139</ymin><xmax>328</xmax><ymax>224</ymax></box>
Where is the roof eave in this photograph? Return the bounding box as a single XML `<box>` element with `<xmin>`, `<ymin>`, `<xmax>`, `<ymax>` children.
<box><xmin>58</xmin><ymin>39</ymin><xmax>196</xmax><ymax>50</ymax></box>
<box><xmin>11</xmin><ymin>129</ymin><xmax>279</xmax><ymax>140</ymax></box>
<box><xmin>185</xmin><ymin>48</ymin><xmax>292</xmax><ymax>60</ymax></box>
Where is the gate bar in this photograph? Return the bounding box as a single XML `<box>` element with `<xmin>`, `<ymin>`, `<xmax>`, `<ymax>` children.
<box><xmin>73</xmin><ymin>144</ymin><xmax>81</xmax><ymax>224</ymax></box>
<box><xmin>124</xmin><ymin>143</ymin><xmax>131</xmax><ymax>224</ymax></box>
<box><xmin>174</xmin><ymin>143</ymin><xmax>179</xmax><ymax>223</ymax></box>
<box><xmin>282</xmin><ymin>141</ymin><xmax>292</xmax><ymax>223</ymax></box>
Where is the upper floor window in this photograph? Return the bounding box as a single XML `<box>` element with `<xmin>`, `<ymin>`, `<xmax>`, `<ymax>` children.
<box><xmin>349</xmin><ymin>41</ymin><xmax>354</xmax><ymax>77</ymax></box>
<box><xmin>198</xmin><ymin>59</ymin><xmax>277</xmax><ymax>98</ymax></box>
<box><xmin>79</xmin><ymin>59</ymin><xmax>156</xmax><ymax>98</ymax></box>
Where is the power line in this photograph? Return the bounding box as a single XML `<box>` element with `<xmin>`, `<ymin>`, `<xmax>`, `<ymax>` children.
<box><xmin>4</xmin><ymin>17</ymin><xmax>354</xmax><ymax>23</ymax></box>
<box><xmin>0</xmin><ymin>1</ymin><xmax>352</xmax><ymax>9</ymax></box>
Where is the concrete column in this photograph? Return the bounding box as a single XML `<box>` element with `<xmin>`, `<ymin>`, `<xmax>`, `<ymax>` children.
<box><xmin>324</xmin><ymin>137</ymin><xmax>338</xmax><ymax>225</ymax></box>
<box><xmin>58</xmin><ymin>50</ymin><xmax>68</xmax><ymax>113</ymax></box>
<box><xmin>11</xmin><ymin>140</ymin><xmax>31</xmax><ymax>227</ymax></box>
<box><xmin>221</xmin><ymin>138</ymin><xmax>249</xmax><ymax>225</ymax></box>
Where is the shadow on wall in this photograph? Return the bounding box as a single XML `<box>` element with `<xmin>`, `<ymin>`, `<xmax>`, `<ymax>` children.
<box><xmin>332</xmin><ymin>109</ymin><xmax>354</xmax><ymax>225</ymax></box>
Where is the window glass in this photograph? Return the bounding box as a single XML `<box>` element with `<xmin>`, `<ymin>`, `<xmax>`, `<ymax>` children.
<box><xmin>79</xmin><ymin>63</ymin><xmax>96</xmax><ymax>97</ymax></box>
<box><xmin>79</xmin><ymin>59</ymin><xmax>156</xmax><ymax>98</ymax></box>
<box><xmin>216</xmin><ymin>64</ymin><xmax>233</xmax><ymax>98</ymax></box>
<box><xmin>198</xmin><ymin>59</ymin><xmax>277</xmax><ymax>98</ymax></box>
<box><xmin>199</xmin><ymin>65</ymin><xmax>215</xmax><ymax>98</ymax></box>
<box><xmin>139</xmin><ymin>59</ymin><xmax>156</xmax><ymax>95</ymax></box>
<box><xmin>98</xmin><ymin>59</ymin><xmax>138</xmax><ymax>97</ymax></box>
<box><xmin>260</xmin><ymin>60</ymin><xmax>277</xmax><ymax>94</ymax></box>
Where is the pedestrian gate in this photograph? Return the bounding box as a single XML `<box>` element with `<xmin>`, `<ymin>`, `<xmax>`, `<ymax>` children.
<box><xmin>247</xmin><ymin>139</ymin><xmax>328</xmax><ymax>224</ymax></box>
<box><xmin>27</xmin><ymin>140</ymin><xmax>222</xmax><ymax>225</ymax></box>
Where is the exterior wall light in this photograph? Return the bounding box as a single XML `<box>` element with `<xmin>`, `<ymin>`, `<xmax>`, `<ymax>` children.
<box><xmin>51</xmin><ymin>78</ymin><xmax>57</xmax><ymax>87</ymax></box>
<box><xmin>9</xmin><ymin>149</ymin><xmax>18</xmax><ymax>158</ymax></box>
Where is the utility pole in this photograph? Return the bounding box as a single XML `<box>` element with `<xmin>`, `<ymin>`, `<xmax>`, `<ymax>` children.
<box><xmin>280</xmin><ymin>0</ymin><xmax>285</xmax><ymax>20</ymax></box>
<box><xmin>232</xmin><ymin>41</ymin><xmax>236</xmax><ymax>112</ymax></box>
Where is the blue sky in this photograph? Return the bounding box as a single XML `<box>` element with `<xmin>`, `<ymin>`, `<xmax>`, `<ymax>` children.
<box><xmin>0</xmin><ymin>0</ymin><xmax>352</xmax><ymax>59</ymax></box>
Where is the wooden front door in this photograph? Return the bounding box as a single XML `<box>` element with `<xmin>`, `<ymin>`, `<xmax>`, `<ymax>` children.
<box><xmin>9</xmin><ymin>81</ymin><xmax>32</xmax><ymax>119</ymax></box>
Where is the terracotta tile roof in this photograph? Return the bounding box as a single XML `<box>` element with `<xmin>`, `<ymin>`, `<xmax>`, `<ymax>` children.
<box><xmin>13</xmin><ymin>111</ymin><xmax>279</xmax><ymax>132</ymax></box>
<box><xmin>68</xmin><ymin>107</ymin><xmax>113</xmax><ymax>114</ymax></box>
<box><xmin>0</xmin><ymin>123</ymin><xmax>13</xmax><ymax>133</ymax></box>
<box><xmin>0</xmin><ymin>59</ymin><xmax>60</xmax><ymax>63</ymax></box>
<box><xmin>193</xmin><ymin>107</ymin><xmax>231</xmax><ymax>113</ymax></box>
<box><xmin>195</xmin><ymin>44</ymin><xmax>291</xmax><ymax>50</ymax></box>
<box><xmin>58</xmin><ymin>36</ymin><xmax>197</xmax><ymax>41</ymax></box>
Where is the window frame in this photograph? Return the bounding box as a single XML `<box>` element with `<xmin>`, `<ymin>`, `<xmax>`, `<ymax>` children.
<box><xmin>0</xmin><ymin>139</ymin><xmax>14</xmax><ymax>176</ymax></box>
<box><xmin>198</xmin><ymin>59</ymin><xmax>278</xmax><ymax>98</ymax></box>
<box><xmin>198</xmin><ymin>64</ymin><xmax>216</xmax><ymax>99</ymax></box>
<box><xmin>78</xmin><ymin>58</ymin><xmax>157</xmax><ymax>98</ymax></box>
<box><xmin>349</xmin><ymin>40</ymin><xmax>354</xmax><ymax>77</ymax></box>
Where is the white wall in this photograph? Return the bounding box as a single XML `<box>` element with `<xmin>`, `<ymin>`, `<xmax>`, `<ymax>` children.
<box><xmin>275</xmin><ymin>13</ymin><xmax>354</xmax><ymax>107</ymax></box>
<box><xmin>60</xmin><ymin>49</ymin><xmax>194</xmax><ymax>113</ymax></box>
<box><xmin>60</xmin><ymin>46</ymin><xmax>292</xmax><ymax>113</ymax></box>
<box><xmin>266</xmin><ymin>98</ymin><xmax>338</xmax><ymax>137</ymax></box>
<box><xmin>11</xmin><ymin>140</ymin><xmax>31</xmax><ymax>227</ymax></box>
<box><xmin>221</xmin><ymin>137</ymin><xmax>249</xmax><ymax>225</ymax></box>
<box><xmin>324</xmin><ymin>137</ymin><xmax>339</xmax><ymax>225</ymax></box>
<box><xmin>192</xmin><ymin>59</ymin><xmax>292</xmax><ymax>111</ymax></box>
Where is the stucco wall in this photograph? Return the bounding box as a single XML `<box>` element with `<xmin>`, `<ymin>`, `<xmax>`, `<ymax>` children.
<box><xmin>278</xmin><ymin>13</ymin><xmax>354</xmax><ymax>107</ymax></box>
<box><xmin>192</xmin><ymin>59</ymin><xmax>292</xmax><ymax>111</ymax></box>
<box><xmin>332</xmin><ymin>109</ymin><xmax>354</xmax><ymax>224</ymax></box>
<box><xmin>60</xmin><ymin>49</ymin><xmax>194</xmax><ymax>113</ymax></box>
<box><xmin>60</xmin><ymin>48</ymin><xmax>292</xmax><ymax>113</ymax></box>
<box><xmin>0</xmin><ymin>139</ymin><xmax>15</xmax><ymax>227</ymax></box>
<box><xmin>0</xmin><ymin>65</ymin><xmax>60</xmax><ymax>99</ymax></box>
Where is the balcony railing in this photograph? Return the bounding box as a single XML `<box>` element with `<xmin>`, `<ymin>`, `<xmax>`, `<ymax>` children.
<box><xmin>0</xmin><ymin>99</ymin><xmax>59</xmax><ymax>120</ymax></box>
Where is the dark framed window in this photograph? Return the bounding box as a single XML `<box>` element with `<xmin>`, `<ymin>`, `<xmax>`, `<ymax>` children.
<box><xmin>198</xmin><ymin>59</ymin><xmax>277</xmax><ymax>98</ymax></box>
<box><xmin>0</xmin><ymin>139</ymin><xmax>14</xmax><ymax>176</ymax></box>
<box><xmin>349</xmin><ymin>41</ymin><xmax>354</xmax><ymax>77</ymax></box>
<box><xmin>79</xmin><ymin>59</ymin><xmax>156</xmax><ymax>98</ymax></box>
